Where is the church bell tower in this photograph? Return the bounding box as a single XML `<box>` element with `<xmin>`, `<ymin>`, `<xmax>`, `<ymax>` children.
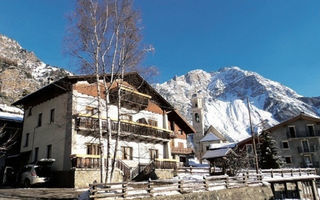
<box><xmin>191</xmin><ymin>94</ymin><xmax>205</xmax><ymax>159</ymax></box>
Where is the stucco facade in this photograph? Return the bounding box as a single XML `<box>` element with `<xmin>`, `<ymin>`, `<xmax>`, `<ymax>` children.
<box><xmin>14</xmin><ymin>73</ymin><xmax>194</xmax><ymax>185</ymax></box>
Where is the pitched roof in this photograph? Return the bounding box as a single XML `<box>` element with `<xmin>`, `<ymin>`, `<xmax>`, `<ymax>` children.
<box><xmin>168</xmin><ymin>109</ymin><xmax>196</xmax><ymax>134</ymax></box>
<box><xmin>265</xmin><ymin>113</ymin><xmax>320</xmax><ymax>132</ymax></box>
<box><xmin>13</xmin><ymin>72</ymin><xmax>173</xmax><ymax>110</ymax></box>
<box><xmin>200</xmin><ymin>132</ymin><xmax>220</xmax><ymax>142</ymax></box>
<box><xmin>205</xmin><ymin>125</ymin><xmax>227</xmax><ymax>141</ymax></box>
<box><xmin>202</xmin><ymin>148</ymin><xmax>232</xmax><ymax>159</ymax></box>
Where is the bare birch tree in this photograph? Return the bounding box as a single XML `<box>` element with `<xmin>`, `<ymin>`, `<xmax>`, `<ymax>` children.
<box><xmin>66</xmin><ymin>0</ymin><xmax>150</xmax><ymax>183</ymax></box>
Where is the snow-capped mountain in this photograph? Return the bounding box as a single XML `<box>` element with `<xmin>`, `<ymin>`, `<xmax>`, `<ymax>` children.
<box><xmin>0</xmin><ymin>34</ymin><xmax>71</xmax><ymax>104</ymax></box>
<box><xmin>154</xmin><ymin>67</ymin><xmax>320</xmax><ymax>142</ymax></box>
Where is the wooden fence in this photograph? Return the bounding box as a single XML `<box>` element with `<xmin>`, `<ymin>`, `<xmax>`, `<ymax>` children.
<box><xmin>89</xmin><ymin>174</ymin><xmax>263</xmax><ymax>199</ymax></box>
<box><xmin>244</xmin><ymin>168</ymin><xmax>317</xmax><ymax>179</ymax></box>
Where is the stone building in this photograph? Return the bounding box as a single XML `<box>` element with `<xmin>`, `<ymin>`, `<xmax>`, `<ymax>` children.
<box><xmin>265</xmin><ymin>113</ymin><xmax>320</xmax><ymax>170</ymax></box>
<box><xmin>13</xmin><ymin>73</ymin><xmax>194</xmax><ymax>187</ymax></box>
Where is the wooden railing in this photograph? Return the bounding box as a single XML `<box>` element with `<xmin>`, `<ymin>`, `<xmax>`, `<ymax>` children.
<box><xmin>71</xmin><ymin>154</ymin><xmax>103</xmax><ymax>169</ymax></box>
<box><xmin>244</xmin><ymin>168</ymin><xmax>318</xmax><ymax>180</ymax></box>
<box><xmin>177</xmin><ymin>166</ymin><xmax>211</xmax><ymax>175</ymax></box>
<box><xmin>171</xmin><ymin>147</ymin><xmax>193</xmax><ymax>154</ymax></box>
<box><xmin>154</xmin><ymin>159</ymin><xmax>178</xmax><ymax>169</ymax></box>
<box><xmin>89</xmin><ymin>174</ymin><xmax>263</xmax><ymax>199</ymax></box>
<box><xmin>75</xmin><ymin>116</ymin><xmax>174</xmax><ymax>139</ymax></box>
<box><xmin>287</xmin><ymin>130</ymin><xmax>320</xmax><ymax>138</ymax></box>
<box><xmin>116</xmin><ymin>160</ymin><xmax>131</xmax><ymax>181</ymax></box>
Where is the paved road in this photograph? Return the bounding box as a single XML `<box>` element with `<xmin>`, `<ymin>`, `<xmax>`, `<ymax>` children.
<box><xmin>0</xmin><ymin>188</ymin><xmax>86</xmax><ymax>199</ymax></box>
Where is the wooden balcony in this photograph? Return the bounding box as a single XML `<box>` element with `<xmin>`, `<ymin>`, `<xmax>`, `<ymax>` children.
<box><xmin>75</xmin><ymin>115</ymin><xmax>174</xmax><ymax>142</ymax></box>
<box><xmin>109</xmin><ymin>86</ymin><xmax>151</xmax><ymax>111</ymax></box>
<box><xmin>171</xmin><ymin>147</ymin><xmax>193</xmax><ymax>155</ymax></box>
<box><xmin>70</xmin><ymin>154</ymin><xmax>103</xmax><ymax>169</ymax></box>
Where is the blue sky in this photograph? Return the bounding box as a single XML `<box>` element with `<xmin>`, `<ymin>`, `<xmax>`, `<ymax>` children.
<box><xmin>0</xmin><ymin>1</ymin><xmax>320</xmax><ymax>97</ymax></box>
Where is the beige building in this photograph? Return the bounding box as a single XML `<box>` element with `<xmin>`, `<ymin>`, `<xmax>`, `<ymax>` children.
<box><xmin>13</xmin><ymin>73</ymin><xmax>194</xmax><ymax>187</ymax></box>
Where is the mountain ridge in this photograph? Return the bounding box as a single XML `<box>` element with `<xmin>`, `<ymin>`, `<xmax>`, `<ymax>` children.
<box><xmin>154</xmin><ymin>67</ymin><xmax>320</xmax><ymax>142</ymax></box>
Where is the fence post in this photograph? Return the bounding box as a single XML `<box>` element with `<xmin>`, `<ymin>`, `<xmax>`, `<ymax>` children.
<box><xmin>271</xmin><ymin>168</ymin><xmax>274</xmax><ymax>178</ymax></box>
<box><xmin>147</xmin><ymin>178</ymin><xmax>153</xmax><ymax>197</ymax></box>
<box><xmin>122</xmin><ymin>182</ymin><xmax>127</xmax><ymax>198</ymax></box>
<box><xmin>299</xmin><ymin>168</ymin><xmax>302</xmax><ymax>176</ymax></box>
<box><xmin>178</xmin><ymin>179</ymin><xmax>184</xmax><ymax>194</ymax></box>
<box><xmin>225</xmin><ymin>176</ymin><xmax>229</xmax><ymax>189</ymax></box>
<box><xmin>190</xmin><ymin>166</ymin><xmax>192</xmax><ymax>174</ymax></box>
<box><xmin>203</xmin><ymin>176</ymin><xmax>209</xmax><ymax>191</ymax></box>
<box><xmin>291</xmin><ymin>169</ymin><xmax>293</xmax><ymax>177</ymax></box>
<box><xmin>281</xmin><ymin>169</ymin><xmax>284</xmax><ymax>177</ymax></box>
<box><xmin>244</xmin><ymin>173</ymin><xmax>248</xmax><ymax>186</ymax></box>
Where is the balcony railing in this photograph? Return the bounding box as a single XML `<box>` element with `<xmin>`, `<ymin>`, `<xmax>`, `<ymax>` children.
<box><xmin>71</xmin><ymin>154</ymin><xmax>103</xmax><ymax>169</ymax></box>
<box><xmin>75</xmin><ymin>115</ymin><xmax>174</xmax><ymax>140</ymax></box>
<box><xmin>171</xmin><ymin>147</ymin><xmax>193</xmax><ymax>155</ymax></box>
<box><xmin>297</xmin><ymin>145</ymin><xmax>318</xmax><ymax>153</ymax></box>
<box><xmin>300</xmin><ymin>161</ymin><xmax>320</xmax><ymax>168</ymax></box>
<box><xmin>287</xmin><ymin>130</ymin><xmax>320</xmax><ymax>139</ymax></box>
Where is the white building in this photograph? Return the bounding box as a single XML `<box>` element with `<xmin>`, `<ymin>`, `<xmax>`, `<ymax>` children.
<box><xmin>13</xmin><ymin>73</ymin><xmax>194</xmax><ymax>187</ymax></box>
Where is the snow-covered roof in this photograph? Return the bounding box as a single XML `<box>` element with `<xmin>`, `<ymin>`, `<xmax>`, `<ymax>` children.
<box><xmin>202</xmin><ymin>148</ymin><xmax>231</xmax><ymax>159</ymax></box>
<box><xmin>0</xmin><ymin>111</ymin><xmax>23</xmax><ymax>122</ymax></box>
<box><xmin>209</xmin><ymin>142</ymin><xmax>236</xmax><ymax>150</ymax></box>
<box><xmin>200</xmin><ymin>132</ymin><xmax>220</xmax><ymax>142</ymax></box>
<box><xmin>0</xmin><ymin>104</ymin><xmax>23</xmax><ymax>122</ymax></box>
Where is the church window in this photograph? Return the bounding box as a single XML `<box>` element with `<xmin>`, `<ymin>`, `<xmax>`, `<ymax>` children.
<box><xmin>195</xmin><ymin>113</ymin><xmax>200</xmax><ymax>122</ymax></box>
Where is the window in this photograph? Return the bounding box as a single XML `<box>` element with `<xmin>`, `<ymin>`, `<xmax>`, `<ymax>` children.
<box><xmin>284</xmin><ymin>156</ymin><xmax>292</xmax><ymax>164</ymax></box>
<box><xmin>34</xmin><ymin>147</ymin><xmax>39</xmax><ymax>163</ymax></box>
<box><xmin>37</xmin><ymin>113</ymin><xmax>42</xmax><ymax>127</ymax></box>
<box><xmin>24</xmin><ymin>133</ymin><xmax>29</xmax><ymax>147</ymax></box>
<box><xmin>246</xmin><ymin>144</ymin><xmax>253</xmax><ymax>155</ymax></box>
<box><xmin>282</xmin><ymin>141</ymin><xmax>289</xmax><ymax>149</ymax></box>
<box><xmin>122</xmin><ymin>146</ymin><xmax>133</xmax><ymax>160</ymax></box>
<box><xmin>288</xmin><ymin>126</ymin><xmax>296</xmax><ymax>138</ymax></box>
<box><xmin>148</xmin><ymin>119</ymin><xmax>158</xmax><ymax>127</ymax></box>
<box><xmin>302</xmin><ymin>140</ymin><xmax>309</xmax><ymax>152</ymax></box>
<box><xmin>149</xmin><ymin>149</ymin><xmax>158</xmax><ymax>160</ymax></box>
<box><xmin>178</xmin><ymin>130</ymin><xmax>183</xmax><ymax>135</ymax></box>
<box><xmin>137</xmin><ymin>118</ymin><xmax>147</xmax><ymax>124</ymax></box>
<box><xmin>50</xmin><ymin>109</ymin><xmax>55</xmax><ymax>123</ymax></box>
<box><xmin>28</xmin><ymin>107</ymin><xmax>32</xmax><ymax>116</ymax></box>
<box><xmin>304</xmin><ymin>155</ymin><xmax>312</xmax><ymax>167</ymax></box>
<box><xmin>170</xmin><ymin>121</ymin><xmax>175</xmax><ymax>131</ymax></box>
<box><xmin>307</xmin><ymin>125</ymin><xmax>315</xmax><ymax>136</ymax></box>
<box><xmin>47</xmin><ymin>145</ymin><xmax>52</xmax><ymax>158</ymax></box>
<box><xmin>195</xmin><ymin>113</ymin><xmax>200</xmax><ymax>123</ymax></box>
<box><xmin>87</xmin><ymin>143</ymin><xmax>100</xmax><ymax>155</ymax></box>
<box><xmin>206</xmin><ymin>145</ymin><xmax>210</xmax><ymax>150</ymax></box>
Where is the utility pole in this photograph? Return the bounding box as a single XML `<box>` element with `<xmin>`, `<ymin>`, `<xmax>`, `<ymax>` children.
<box><xmin>247</xmin><ymin>97</ymin><xmax>259</xmax><ymax>174</ymax></box>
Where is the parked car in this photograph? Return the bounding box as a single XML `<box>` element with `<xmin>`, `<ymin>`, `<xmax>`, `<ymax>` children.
<box><xmin>19</xmin><ymin>158</ymin><xmax>55</xmax><ymax>187</ymax></box>
<box><xmin>2</xmin><ymin>166</ymin><xmax>16</xmax><ymax>186</ymax></box>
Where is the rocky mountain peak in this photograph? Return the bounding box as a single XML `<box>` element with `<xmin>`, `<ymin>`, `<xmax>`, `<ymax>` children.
<box><xmin>154</xmin><ymin>67</ymin><xmax>320</xmax><ymax>142</ymax></box>
<box><xmin>0</xmin><ymin>34</ymin><xmax>71</xmax><ymax>105</ymax></box>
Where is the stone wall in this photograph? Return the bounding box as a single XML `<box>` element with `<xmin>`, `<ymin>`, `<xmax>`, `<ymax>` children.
<box><xmin>73</xmin><ymin>168</ymin><xmax>124</xmax><ymax>188</ymax></box>
<box><xmin>135</xmin><ymin>185</ymin><xmax>273</xmax><ymax>200</ymax></box>
<box><xmin>154</xmin><ymin>169</ymin><xmax>174</xmax><ymax>179</ymax></box>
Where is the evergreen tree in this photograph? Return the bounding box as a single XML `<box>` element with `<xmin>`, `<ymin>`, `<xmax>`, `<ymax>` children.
<box><xmin>258</xmin><ymin>131</ymin><xmax>282</xmax><ymax>169</ymax></box>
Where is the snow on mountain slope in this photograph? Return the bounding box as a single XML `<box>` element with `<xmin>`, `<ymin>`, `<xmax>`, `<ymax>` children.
<box><xmin>154</xmin><ymin>67</ymin><xmax>320</xmax><ymax>142</ymax></box>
